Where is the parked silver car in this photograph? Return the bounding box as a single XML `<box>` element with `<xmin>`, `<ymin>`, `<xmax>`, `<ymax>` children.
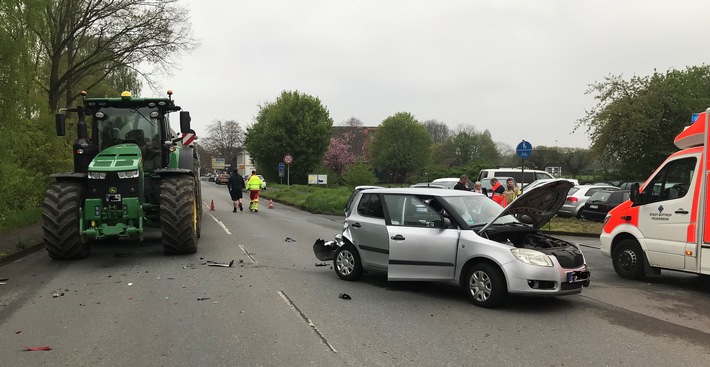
<box><xmin>558</xmin><ymin>185</ymin><xmax>619</xmax><ymax>218</ymax></box>
<box><xmin>313</xmin><ymin>180</ymin><xmax>590</xmax><ymax>308</ymax></box>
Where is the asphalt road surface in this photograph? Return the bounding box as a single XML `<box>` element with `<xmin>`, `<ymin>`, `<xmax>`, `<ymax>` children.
<box><xmin>1</xmin><ymin>182</ymin><xmax>709</xmax><ymax>366</ymax></box>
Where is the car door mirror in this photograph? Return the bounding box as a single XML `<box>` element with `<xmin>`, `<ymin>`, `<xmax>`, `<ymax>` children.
<box><xmin>629</xmin><ymin>182</ymin><xmax>640</xmax><ymax>206</ymax></box>
<box><xmin>443</xmin><ymin>217</ymin><xmax>453</xmax><ymax>229</ymax></box>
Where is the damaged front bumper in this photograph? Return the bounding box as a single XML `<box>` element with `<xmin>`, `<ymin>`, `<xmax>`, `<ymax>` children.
<box><xmin>313</xmin><ymin>234</ymin><xmax>343</xmax><ymax>261</ymax></box>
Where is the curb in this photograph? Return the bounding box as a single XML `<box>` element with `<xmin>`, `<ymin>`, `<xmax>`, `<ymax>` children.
<box><xmin>0</xmin><ymin>242</ymin><xmax>44</xmax><ymax>267</ymax></box>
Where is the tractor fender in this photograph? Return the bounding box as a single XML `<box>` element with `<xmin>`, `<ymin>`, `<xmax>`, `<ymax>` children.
<box><xmin>152</xmin><ymin>168</ymin><xmax>195</xmax><ymax>178</ymax></box>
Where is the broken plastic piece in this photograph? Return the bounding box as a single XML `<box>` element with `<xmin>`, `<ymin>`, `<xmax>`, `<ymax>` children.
<box><xmin>338</xmin><ymin>293</ymin><xmax>351</xmax><ymax>300</ymax></box>
<box><xmin>23</xmin><ymin>346</ymin><xmax>52</xmax><ymax>351</ymax></box>
<box><xmin>284</xmin><ymin>237</ymin><xmax>297</xmax><ymax>242</ymax></box>
<box><xmin>207</xmin><ymin>260</ymin><xmax>234</xmax><ymax>267</ymax></box>
<box><xmin>197</xmin><ymin>297</ymin><xmax>211</xmax><ymax>301</ymax></box>
<box><xmin>315</xmin><ymin>262</ymin><xmax>327</xmax><ymax>267</ymax></box>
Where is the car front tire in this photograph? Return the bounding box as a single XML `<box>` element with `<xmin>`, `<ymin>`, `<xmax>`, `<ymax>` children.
<box><xmin>612</xmin><ymin>239</ymin><xmax>646</xmax><ymax>280</ymax></box>
<box><xmin>465</xmin><ymin>263</ymin><xmax>507</xmax><ymax>308</ymax></box>
<box><xmin>333</xmin><ymin>244</ymin><xmax>363</xmax><ymax>281</ymax></box>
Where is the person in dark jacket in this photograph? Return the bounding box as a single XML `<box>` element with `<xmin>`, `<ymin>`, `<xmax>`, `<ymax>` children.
<box><xmin>228</xmin><ymin>168</ymin><xmax>246</xmax><ymax>212</ymax></box>
<box><xmin>454</xmin><ymin>175</ymin><xmax>471</xmax><ymax>191</ymax></box>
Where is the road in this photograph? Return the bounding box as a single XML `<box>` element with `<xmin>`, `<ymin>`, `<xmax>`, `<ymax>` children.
<box><xmin>1</xmin><ymin>182</ymin><xmax>709</xmax><ymax>366</ymax></box>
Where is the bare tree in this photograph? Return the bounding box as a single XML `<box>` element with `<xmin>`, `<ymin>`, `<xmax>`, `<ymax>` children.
<box><xmin>342</xmin><ymin>117</ymin><xmax>364</xmax><ymax>126</ymax></box>
<box><xmin>423</xmin><ymin>119</ymin><xmax>450</xmax><ymax>144</ymax></box>
<box><xmin>34</xmin><ymin>0</ymin><xmax>198</xmax><ymax>111</ymax></box>
<box><xmin>201</xmin><ymin>120</ymin><xmax>245</xmax><ymax>166</ymax></box>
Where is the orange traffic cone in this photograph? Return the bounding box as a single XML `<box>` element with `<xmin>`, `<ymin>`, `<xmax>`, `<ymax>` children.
<box><xmin>210</xmin><ymin>200</ymin><xmax>215</xmax><ymax>211</ymax></box>
<box><xmin>268</xmin><ymin>199</ymin><xmax>274</xmax><ymax>209</ymax></box>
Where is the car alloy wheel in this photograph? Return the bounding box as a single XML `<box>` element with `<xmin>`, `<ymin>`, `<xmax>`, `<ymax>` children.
<box><xmin>333</xmin><ymin>244</ymin><xmax>363</xmax><ymax>281</ymax></box>
<box><xmin>465</xmin><ymin>263</ymin><xmax>506</xmax><ymax>308</ymax></box>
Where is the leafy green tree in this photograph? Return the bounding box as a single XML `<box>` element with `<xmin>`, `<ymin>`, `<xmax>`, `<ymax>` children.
<box><xmin>423</xmin><ymin>119</ymin><xmax>450</xmax><ymax>144</ymax></box>
<box><xmin>343</xmin><ymin>162</ymin><xmax>377</xmax><ymax>188</ymax></box>
<box><xmin>245</xmin><ymin>90</ymin><xmax>333</xmax><ymax>182</ymax></box>
<box><xmin>526</xmin><ymin>146</ymin><xmax>560</xmax><ymax>171</ymax></box>
<box><xmin>369</xmin><ymin>112</ymin><xmax>431</xmax><ymax>182</ymax></box>
<box><xmin>559</xmin><ymin>148</ymin><xmax>590</xmax><ymax>178</ymax></box>
<box><xmin>577</xmin><ymin>66</ymin><xmax>710</xmax><ymax>179</ymax></box>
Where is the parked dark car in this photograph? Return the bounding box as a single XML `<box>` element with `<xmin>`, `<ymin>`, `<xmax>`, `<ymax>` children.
<box><xmin>579</xmin><ymin>190</ymin><xmax>630</xmax><ymax>222</ymax></box>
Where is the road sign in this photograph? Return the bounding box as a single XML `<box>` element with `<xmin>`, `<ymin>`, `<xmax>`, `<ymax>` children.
<box><xmin>279</xmin><ymin>162</ymin><xmax>285</xmax><ymax>172</ymax></box>
<box><xmin>284</xmin><ymin>154</ymin><xmax>294</xmax><ymax>165</ymax></box>
<box><xmin>516</xmin><ymin>140</ymin><xmax>533</xmax><ymax>159</ymax></box>
<box><xmin>211</xmin><ymin>157</ymin><xmax>225</xmax><ymax>169</ymax></box>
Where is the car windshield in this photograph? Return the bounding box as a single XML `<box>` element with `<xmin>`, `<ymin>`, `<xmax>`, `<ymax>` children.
<box><xmin>439</xmin><ymin>195</ymin><xmax>516</xmax><ymax>227</ymax></box>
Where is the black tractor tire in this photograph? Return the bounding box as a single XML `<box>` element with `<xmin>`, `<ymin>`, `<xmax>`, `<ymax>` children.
<box><xmin>333</xmin><ymin>244</ymin><xmax>363</xmax><ymax>281</ymax></box>
<box><xmin>612</xmin><ymin>239</ymin><xmax>646</xmax><ymax>280</ymax></box>
<box><xmin>464</xmin><ymin>263</ymin><xmax>507</xmax><ymax>308</ymax></box>
<box><xmin>42</xmin><ymin>182</ymin><xmax>90</xmax><ymax>260</ymax></box>
<box><xmin>160</xmin><ymin>176</ymin><xmax>198</xmax><ymax>254</ymax></box>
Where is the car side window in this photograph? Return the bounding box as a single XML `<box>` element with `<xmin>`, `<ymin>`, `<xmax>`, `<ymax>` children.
<box><xmin>385</xmin><ymin>195</ymin><xmax>441</xmax><ymax>227</ymax></box>
<box><xmin>642</xmin><ymin>157</ymin><xmax>696</xmax><ymax>204</ymax></box>
<box><xmin>357</xmin><ymin>193</ymin><xmax>385</xmax><ymax>218</ymax></box>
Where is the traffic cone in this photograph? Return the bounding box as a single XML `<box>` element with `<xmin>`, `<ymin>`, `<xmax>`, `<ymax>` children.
<box><xmin>268</xmin><ymin>199</ymin><xmax>274</xmax><ymax>209</ymax></box>
<box><xmin>210</xmin><ymin>200</ymin><xmax>215</xmax><ymax>211</ymax></box>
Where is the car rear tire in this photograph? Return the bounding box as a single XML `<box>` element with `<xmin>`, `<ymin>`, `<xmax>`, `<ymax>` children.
<box><xmin>333</xmin><ymin>244</ymin><xmax>363</xmax><ymax>281</ymax></box>
<box><xmin>612</xmin><ymin>239</ymin><xmax>646</xmax><ymax>279</ymax></box>
<box><xmin>465</xmin><ymin>263</ymin><xmax>507</xmax><ymax>308</ymax></box>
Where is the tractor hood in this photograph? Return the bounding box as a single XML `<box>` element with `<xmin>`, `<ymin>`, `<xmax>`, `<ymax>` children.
<box><xmin>89</xmin><ymin>144</ymin><xmax>142</xmax><ymax>171</ymax></box>
<box><xmin>479</xmin><ymin>179</ymin><xmax>574</xmax><ymax>232</ymax></box>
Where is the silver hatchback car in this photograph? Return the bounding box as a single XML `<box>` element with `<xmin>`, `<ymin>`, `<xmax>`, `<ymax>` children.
<box><xmin>313</xmin><ymin>180</ymin><xmax>590</xmax><ymax>308</ymax></box>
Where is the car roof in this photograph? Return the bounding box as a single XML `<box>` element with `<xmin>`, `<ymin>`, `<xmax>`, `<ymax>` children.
<box><xmin>355</xmin><ymin>187</ymin><xmax>479</xmax><ymax>196</ymax></box>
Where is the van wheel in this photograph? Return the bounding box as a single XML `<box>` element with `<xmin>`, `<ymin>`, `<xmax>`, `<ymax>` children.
<box><xmin>612</xmin><ymin>239</ymin><xmax>645</xmax><ymax>280</ymax></box>
<box><xmin>333</xmin><ymin>244</ymin><xmax>362</xmax><ymax>281</ymax></box>
<box><xmin>465</xmin><ymin>263</ymin><xmax>507</xmax><ymax>308</ymax></box>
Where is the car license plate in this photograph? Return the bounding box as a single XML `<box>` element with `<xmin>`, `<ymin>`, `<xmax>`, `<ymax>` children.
<box><xmin>589</xmin><ymin>205</ymin><xmax>598</xmax><ymax>209</ymax></box>
<box><xmin>566</xmin><ymin>271</ymin><xmax>590</xmax><ymax>283</ymax></box>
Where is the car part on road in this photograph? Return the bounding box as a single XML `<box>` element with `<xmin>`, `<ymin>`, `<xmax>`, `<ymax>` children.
<box><xmin>338</xmin><ymin>293</ymin><xmax>351</xmax><ymax>300</ymax></box>
<box><xmin>23</xmin><ymin>346</ymin><xmax>53</xmax><ymax>351</ymax></box>
<box><xmin>206</xmin><ymin>260</ymin><xmax>234</xmax><ymax>267</ymax></box>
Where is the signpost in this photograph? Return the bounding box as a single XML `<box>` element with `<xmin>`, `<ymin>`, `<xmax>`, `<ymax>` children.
<box><xmin>283</xmin><ymin>154</ymin><xmax>293</xmax><ymax>187</ymax></box>
<box><xmin>516</xmin><ymin>140</ymin><xmax>533</xmax><ymax>191</ymax></box>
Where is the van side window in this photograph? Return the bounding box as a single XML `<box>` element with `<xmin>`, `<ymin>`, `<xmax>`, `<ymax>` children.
<box><xmin>642</xmin><ymin>157</ymin><xmax>696</xmax><ymax>203</ymax></box>
<box><xmin>357</xmin><ymin>193</ymin><xmax>385</xmax><ymax>218</ymax></box>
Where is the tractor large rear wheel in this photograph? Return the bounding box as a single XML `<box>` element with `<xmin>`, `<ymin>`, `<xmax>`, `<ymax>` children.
<box><xmin>160</xmin><ymin>176</ymin><xmax>198</xmax><ymax>254</ymax></box>
<box><xmin>42</xmin><ymin>182</ymin><xmax>90</xmax><ymax>259</ymax></box>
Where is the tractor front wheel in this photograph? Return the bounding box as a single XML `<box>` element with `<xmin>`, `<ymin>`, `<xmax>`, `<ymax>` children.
<box><xmin>42</xmin><ymin>182</ymin><xmax>90</xmax><ymax>260</ymax></box>
<box><xmin>160</xmin><ymin>176</ymin><xmax>198</xmax><ymax>254</ymax></box>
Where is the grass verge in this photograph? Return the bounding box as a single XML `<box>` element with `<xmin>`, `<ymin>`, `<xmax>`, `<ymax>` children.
<box><xmin>0</xmin><ymin>207</ymin><xmax>42</xmax><ymax>235</ymax></box>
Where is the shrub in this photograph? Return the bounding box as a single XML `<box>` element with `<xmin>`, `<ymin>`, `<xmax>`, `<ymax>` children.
<box><xmin>343</xmin><ymin>162</ymin><xmax>377</xmax><ymax>188</ymax></box>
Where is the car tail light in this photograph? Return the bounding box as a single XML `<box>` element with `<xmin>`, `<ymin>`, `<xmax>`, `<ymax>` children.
<box><xmin>566</xmin><ymin>196</ymin><xmax>578</xmax><ymax>202</ymax></box>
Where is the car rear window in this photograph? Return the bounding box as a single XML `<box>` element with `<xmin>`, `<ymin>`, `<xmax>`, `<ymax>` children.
<box><xmin>567</xmin><ymin>187</ymin><xmax>580</xmax><ymax>195</ymax></box>
<box><xmin>357</xmin><ymin>193</ymin><xmax>385</xmax><ymax>218</ymax></box>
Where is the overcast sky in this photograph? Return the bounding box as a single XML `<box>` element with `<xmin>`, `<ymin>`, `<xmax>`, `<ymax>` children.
<box><xmin>152</xmin><ymin>0</ymin><xmax>710</xmax><ymax>150</ymax></box>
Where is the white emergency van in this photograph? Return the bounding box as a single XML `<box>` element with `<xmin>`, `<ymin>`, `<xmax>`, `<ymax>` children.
<box><xmin>477</xmin><ymin>168</ymin><xmax>554</xmax><ymax>188</ymax></box>
<box><xmin>600</xmin><ymin>110</ymin><xmax>710</xmax><ymax>279</ymax></box>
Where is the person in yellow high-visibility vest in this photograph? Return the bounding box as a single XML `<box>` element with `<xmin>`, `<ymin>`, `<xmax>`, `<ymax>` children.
<box><xmin>246</xmin><ymin>170</ymin><xmax>264</xmax><ymax>212</ymax></box>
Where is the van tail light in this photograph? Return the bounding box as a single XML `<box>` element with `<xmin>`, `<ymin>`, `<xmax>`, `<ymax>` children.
<box><xmin>566</xmin><ymin>196</ymin><xmax>578</xmax><ymax>202</ymax></box>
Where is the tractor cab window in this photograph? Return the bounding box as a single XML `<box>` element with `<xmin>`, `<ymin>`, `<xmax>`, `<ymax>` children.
<box><xmin>94</xmin><ymin>107</ymin><xmax>160</xmax><ymax>151</ymax></box>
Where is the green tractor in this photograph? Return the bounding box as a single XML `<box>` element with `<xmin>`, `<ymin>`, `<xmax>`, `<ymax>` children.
<box><xmin>43</xmin><ymin>90</ymin><xmax>202</xmax><ymax>259</ymax></box>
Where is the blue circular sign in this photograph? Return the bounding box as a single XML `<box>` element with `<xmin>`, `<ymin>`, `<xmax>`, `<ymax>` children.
<box><xmin>516</xmin><ymin>140</ymin><xmax>533</xmax><ymax>159</ymax></box>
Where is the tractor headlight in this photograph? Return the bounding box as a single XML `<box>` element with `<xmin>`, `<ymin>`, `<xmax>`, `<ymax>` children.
<box><xmin>117</xmin><ymin>170</ymin><xmax>139</xmax><ymax>179</ymax></box>
<box><xmin>511</xmin><ymin>248</ymin><xmax>553</xmax><ymax>267</ymax></box>
<box><xmin>88</xmin><ymin>172</ymin><xmax>106</xmax><ymax>179</ymax></box>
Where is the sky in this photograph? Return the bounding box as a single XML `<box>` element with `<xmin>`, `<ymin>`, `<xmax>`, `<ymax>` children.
<box><xmin>151</xmin><ymin>0</ymin><xmax>710</xmax><ymax>151</ymax></box>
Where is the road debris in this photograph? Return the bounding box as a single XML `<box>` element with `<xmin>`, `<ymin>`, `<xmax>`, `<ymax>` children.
<box><xmin>284</xmin><ymin>237</ymin><xmax>297</xmax><ymax>242</ymax></box>
<box><xmin>197</xmin><ymin>297</ymin><xmax>211</xmax><ymax>301</ymax></box>
<box><xmin>338</xmin><ymin>293</ymin><xmax>352</xmax><ymax>300</ymax></box>
<box><xmin>206</xmin><ymin>260</ymin><xmax>234</xmax><ymax>267</ymax></box>
<box><xmin>23</xmin><ymin>346</ymin><xmax>52</xmax><ymax>351</ymax></box>
<box><xmin>315</xmin><ymin>262</ymin><xmax>328</xmax><ymax>267</ymax></box>
<box><xmin>52</xmin><ymin>293</ymin><xmax>65</xmax><ymax>298</ymax></box>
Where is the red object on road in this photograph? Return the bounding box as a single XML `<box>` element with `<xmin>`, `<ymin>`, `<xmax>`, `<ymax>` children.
<box><xmin>210</xmin><ymin>200</ymin><xmax>215</xmax><ymax>211</ymax></box>
<box><xmin>23</xmin><ymin>346</ymin><xmax>52</xmax><ymax>351</ymax></box>
<box><xmin>269</xmin><ymin>199</ymin><xmax>274</xmax><ymax>209</ymax></box>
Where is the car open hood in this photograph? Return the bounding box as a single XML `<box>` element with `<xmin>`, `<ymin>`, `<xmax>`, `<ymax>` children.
<box><xmin>479</xmin><ymin>179</ymin><xmax>574</xmax><ymax>232</ymax></box>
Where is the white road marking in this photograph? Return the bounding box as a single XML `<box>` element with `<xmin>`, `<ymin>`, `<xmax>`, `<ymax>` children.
<box><xmin>277</xmin><ymin>291</ymin><xmax>337</xmax><ymax>353</ymax></box>
<box><xmin>239</xmin><ymin>244</ymin><xmax>257</xmax><ymax>264</ymax></box>
<box><xmin>209</xmin><ymin>214</ymin><xmax>232</xmax><ymax>235</ymax></box>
